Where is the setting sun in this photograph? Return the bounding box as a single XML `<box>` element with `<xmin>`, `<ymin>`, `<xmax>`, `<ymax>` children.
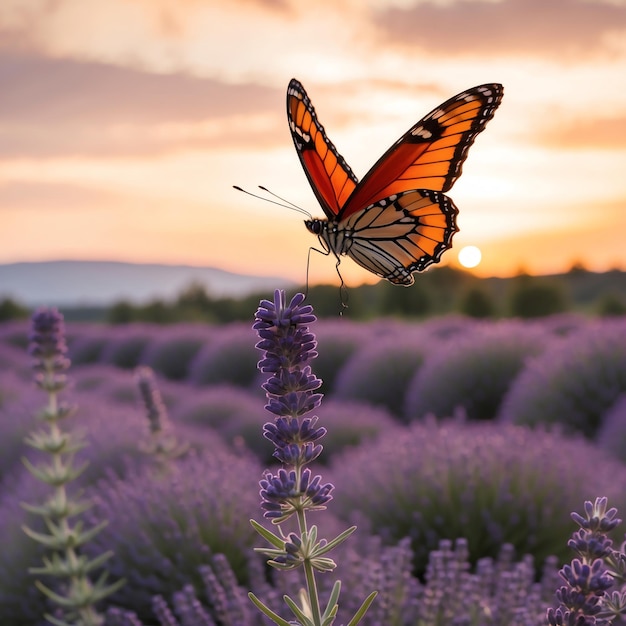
<box><xmin>458</xmin><ymin>245</ymin><xmax>482</xmax><ymax>269</ymax></box>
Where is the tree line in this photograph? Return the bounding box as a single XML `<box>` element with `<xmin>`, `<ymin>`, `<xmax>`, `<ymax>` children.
<box><xmin>1</xmin><ymin>265</ymin><xmax>624</xmax><ymax>324</ymax></box>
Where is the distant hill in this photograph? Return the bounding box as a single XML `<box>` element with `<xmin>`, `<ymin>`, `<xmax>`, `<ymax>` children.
<box><xmin>0</xmin><ymin>260</ymin><xmax>296</xmax><ymax>306</ymax></box>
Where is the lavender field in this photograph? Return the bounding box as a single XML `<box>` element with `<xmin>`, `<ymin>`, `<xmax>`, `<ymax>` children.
<box><xmin>2</xmin><ymin>309</ymin><xmax>626</xmax><ymax>625</ymax></box>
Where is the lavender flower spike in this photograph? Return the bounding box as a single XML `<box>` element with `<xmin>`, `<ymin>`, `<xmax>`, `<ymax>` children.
<box><xmin>23</xmin><ymin>307</ymin><xmax>124</xmax><ymax>625</ymax></box>
<box><xmin>547</xmin><ymin>497</ymin><xmax>626</xmax><ymax>626</ymax></box>
<box><xmin>250</xmin><ymin>291</ymin><xmax>376</xmax><ymax>625</ymax></box>
<box><xmin>29</xmin><ymin>307</ymin><xmax>70</xmax><ymax>393</ymax></box>
<box><xmin>254</xmin><ymin>290</ymin><xmax>318</xmax><ymax>374</ymax></box>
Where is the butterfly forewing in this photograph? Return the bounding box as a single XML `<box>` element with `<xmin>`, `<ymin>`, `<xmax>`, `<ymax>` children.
<box><xmin>342</xmin><ymin>190</ymin><xmax>459</xmax><ymax>285</ymax></box>
<box><xmin>287</xmin><ymin>79</ymin><xmax>358</xmax><ymax>218</ymax></box>
<box><xmin>340</xmin><ymin>84</ymin><xmax>503</xmax><ymax>219</ymax></box>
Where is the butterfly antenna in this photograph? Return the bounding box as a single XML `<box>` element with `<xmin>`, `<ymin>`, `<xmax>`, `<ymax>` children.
<box><xmin>257</xmin><ymin>186</ymin><xmax>312</xmax><ymax>218</ymax></box>
<box><xmin>233</xmin><ymin>185</ymin><xmax>312</xmax><ymax>219</ymax></box>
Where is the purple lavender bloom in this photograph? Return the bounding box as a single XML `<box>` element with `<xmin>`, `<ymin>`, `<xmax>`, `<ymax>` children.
<box><xmin>105</xmin><ymin>607</ymin><xmax>146</xmax><ymax>626</ymax></box>
<box><xmin>170</xmin><ymin>585</ymin><xmax>217</xmax><ymax>626</ymax></box>
<box><xmin>253</xmin><ymin>291</ymin><xmax>332</xmax><ymax>521</ymax></box>
<box><xmin>100</xmin><ymin>324</ymin><xmax>154</xmax><ymax>369</ymax></box>
<box><xmin>250</xmin><ymin>291</ymin><xmax>363</xmax><ymax>625</ymax></box>
<box><xmin>0</xmin><ymin>318</ymin><xmax>30</xmax><ymax>349</ymax></box>
<box><xmin>259</xmin><ymin>467</ymin><xmax>333</xmax><ymax>521</ymax></box>
<box><xmin>29</xmin><ymin>308</ymin><xmax>68</xmax><ymax>359</ymax></box>
<box><xmin>568</xmin><ymin>530</ymin><xmax>614</xmax><ymax>562</ymax></box>
<box><xmin>253</xmin><ymin>291</ymin><xmax>317</xmax><ymax>374</ymax></box>
<box><xmin>499</xmin><ymin>320</ymin><xmax>626</xmax><ymax>437</ymax></box>
<box><xmin>135</xmin><ymin>366</ymin><xmax>168</xmax><ymax>433</ymax></box>
<box><xmin>272</xmin><ymin>441</ymin><xmax>323</xmax><ymax>466</ymax></box>
<box><xmin>558</xmin><ymin>559</ymin><xmax>611</xmax><ymax>599</ymax></box>
<box><xmin>171</xmin><ymin>384</ymin><xmax>260</xmax><ymax>428</ymax></box>
<box><xmin>310</xmin><ymin>399</ymin><xmax>396</xmax><ymax>464</ymax></box>
<box><xmin>253</xmin><ymin>291</ymin><xmax>323</xmax><ymax>424</ymax></box>
<box><xmin>265</xmin><ymin>390</ymin><xmax>324</xmax><ymax>418</ymax></box>
<box><xmin>29</xmin><ymin>307</ymin><xmax>70</xmax><ymax>383</ymax></box>
<box><xmin>187</xmin><ymin>323</ymin><xmax>258</xmax><ymax>388</ymax></box>
<box><xmin>405</xmin><ymin>321</ymin><xmax>550</xmax><ymax>421</ymax></box>
<box><xmin>571</xmin><ymin>498</ymin><xmax>621</xmax><ymax>535</ymax></box>
<box><xmin>312</xmin><ymin>319</ymin><xmax>367</xmax><ymax>394</ymax></box>
<box><xmin>546</xmin><ymin>607</ymin><xmax>596</xmax><ymax>625</ymax></box>
<box><xmin>139</xmin><ymin>325</ymin><xmax>212</xmax><ymax>381</ymax></box>
<box><xmin>333</xmin><ymin>330</ymin><xmax>432</xmax><ymax>418</ymax></box>
<box><xmin>262</xmin><ymin>366</ymin><xmax>322</xmax><ymax>397</ymax></box>
<box><xmin>263</xmin><ymin>416</ymin><xmax>326</xmax><ymax>448</ymax></box>
<box><xmin>66</xmin><ymin>324</ymin><xmax>110</xmax><ymax>365</ymax></box>
<box><xmin>83</xmin><ymin>448</ymin><xmax>261</xmax><ymax>621</ymax></box>
<box><xmin>547</xmin><ymin>497</ymin><xmax>625</xmax><ymax>626</ymax></box>
<box><xmin>595</xmin><ymin>394</ymin><xmax>626</xmax><ymax>462</ymax></box>
<box><xmin>330</xmin><ymin>418</ymin><xmax>626</xmax><ymax>577</ymax></box>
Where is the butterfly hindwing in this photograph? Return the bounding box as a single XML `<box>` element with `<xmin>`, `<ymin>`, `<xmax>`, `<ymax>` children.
<box><xmin>341</xmin><ymin>84</ymin><xmax>503</xmax><ymax>218</ymax></box>
<box><xmin>341</xmin><ymin>189</ymin><xmax>459</xmax><ymax>285</ymax></box>
<box><xmin>287</xmin><ymin>79</ymin><xmax>358</xmax><ymax>219</ymax></box>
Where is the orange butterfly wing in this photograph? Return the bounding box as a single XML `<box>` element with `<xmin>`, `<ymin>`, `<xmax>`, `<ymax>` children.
<box><xmin>341</xmin><ymin>84</ymin><xmax>503</xmax><ymax>218</ymax></box>
<box><xmin>287</xmin><ymin>79</ymin><xmax>503</xmax><ymax>220</ymax></box>
<box><xmin>343</xmin><ymin>189</ymin><xmax>459</xmax><ymax>285</ymax></box>
<box><xmin>287</xmin><ymin>79</ymin><xmax>357</xmax><ymax>218</ymax></box>
<box><xmin>287</xmin><ymin>79</ymin><xmax>502</xmax><ymax>284</ymax></box>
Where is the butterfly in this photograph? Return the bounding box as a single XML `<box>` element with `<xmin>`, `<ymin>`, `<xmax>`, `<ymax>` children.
<box><xmin>287</xmin><ymin>78</ymin><xmax>503</xmax><ymax>285</ymax></box>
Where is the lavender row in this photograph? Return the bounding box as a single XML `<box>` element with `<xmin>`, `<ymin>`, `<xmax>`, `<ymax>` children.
<box><xmin>3</xmin><ymin>314</ymin><xmax>625</xmax><ymax>442</ymax></box>
<box><xmin>2</xmin><ymin>305</ymin><xmax>626</xmax><ymax>624</ymax></box>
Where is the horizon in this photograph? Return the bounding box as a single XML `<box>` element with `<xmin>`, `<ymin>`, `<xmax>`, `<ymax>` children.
<box><xmin>2</xmin><ymin>256</ymin><xmax>622</xmax><ymax>281</ymax></box>
<box><xmin>1</xmin><ymin>0</ymin><xmax>625</xmax><ymax>286</ymax></box>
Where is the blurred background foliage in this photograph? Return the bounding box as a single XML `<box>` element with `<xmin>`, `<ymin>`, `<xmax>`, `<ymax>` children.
<box><xmin>2</xmin><ymin>264</ymin><xmax>625</xmax><ymax>325</ymax></box>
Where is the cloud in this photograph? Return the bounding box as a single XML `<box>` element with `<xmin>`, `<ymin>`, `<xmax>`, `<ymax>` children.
<box><xmin>374</xmin><ymin>0</ymin><xmax>626</xmax><ymax>59</ymax></box>
<box><xmin>0</xmin><ymin>50</ymin><xmax>457</xmax><ymax>159</ymax></box>
<box><xmin>0</xmin><ymin>51</ymin><xmax>284</xmax><ymax>157</ymax></box>
<box><xmin>0</xmin><ymin>51</ymin><xmax>279</xmax><ymax>125</ymax></box>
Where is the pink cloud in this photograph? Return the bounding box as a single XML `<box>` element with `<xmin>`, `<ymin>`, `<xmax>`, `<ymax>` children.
<box><xmin>0</xmin><ymin>52</ymin><xmax>279</xmax><ymax>124</ymax></box>
<box><xmin>0</xmin><ymin>51</ymin><xmax>283</xmax><ymax>157</ymax></box>
<box><xmin>375</xmin><ymin>0</ymin><xmax>626</xmax><ymax>58</ymax></box>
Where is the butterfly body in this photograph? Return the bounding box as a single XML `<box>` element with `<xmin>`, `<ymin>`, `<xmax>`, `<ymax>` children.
<box><xmin>287</xmin><ymin>78</ymin><xmax>503</xmax><ymax>285</ymax></box>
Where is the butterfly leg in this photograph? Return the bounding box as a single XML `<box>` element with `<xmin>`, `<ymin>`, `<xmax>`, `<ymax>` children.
<box><xmin>305</xmin><ymin>241</ymin><xmax>331</xmax><ymax>299</ymax></box>
<box><xmin>333</xmin><ymin>256</ymin><xmax>349</xmax><ymax>312</ymax></box>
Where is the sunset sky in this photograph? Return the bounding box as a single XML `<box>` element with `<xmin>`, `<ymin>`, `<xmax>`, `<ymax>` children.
<box><xmin>1</xmin><ymin>0</ymin><xmax>626</xmax><ymax>287</ymax></box>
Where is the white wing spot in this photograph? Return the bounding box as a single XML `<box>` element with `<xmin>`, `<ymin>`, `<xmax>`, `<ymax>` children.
<box><xmin>411</xmin><ymin>125</ymin><xmax>433</xmax><ymax>139</ymax></box>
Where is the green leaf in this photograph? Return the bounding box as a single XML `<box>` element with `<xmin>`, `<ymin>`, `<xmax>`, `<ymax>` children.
<box><xmin>315</xmin><ymin>525</ymin><xmax>357</xmax><ymax>556</ymax></box>
<box><xmin>21</xmin><ymin>456</ymin><xmax>88</xmax><ymax>485</ymax></box>
<box><xmin>250</xmin><ymin>518</ymin><xmax>286</xmax><ymax>549</ymax></box>
<box><xmin>321</xmin><ymin>603</ymin><xmax>338</xmax><ymax>626</ymax></box>
<box><xmin>21</xmin><ymin>498</ymin><xmax>91</xmax><ymax>518</ymax></box>
<box><xmin>321</xmin><ymin>580</ymin><xmax>342</xmax><ymax>623</ymax></box>
<box><xmin>283</xmin><ymin>594</ymin><xmax>315</xmax><ymax>626</ymax></box>
<box><xmin>248</xmin><ymin>592</ymin><xmax>293</xmax><ymax>626</ymax></box>
<box><xmin>345</xmin><ymin>591</ymin><xmax>378</xmax><ymax>626</ymax></box>
<box><xmin>33</xmin><ymin>580</ymin><xmax>78</xmax><ymax>607</ymax></box>
<box><xmin>41</xmin><ymin>613</ymin><xmax>74</xmax><ymax>626</ymax></box>
<box><xmin>22</xmin><ymin>524</ymin><xmax>64</xmax><ymax>550</ymax></box>
<box><xmin>90</xmin><ymin>570</ymin><xmax>126</xmax><ymax>603</ymax></box>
